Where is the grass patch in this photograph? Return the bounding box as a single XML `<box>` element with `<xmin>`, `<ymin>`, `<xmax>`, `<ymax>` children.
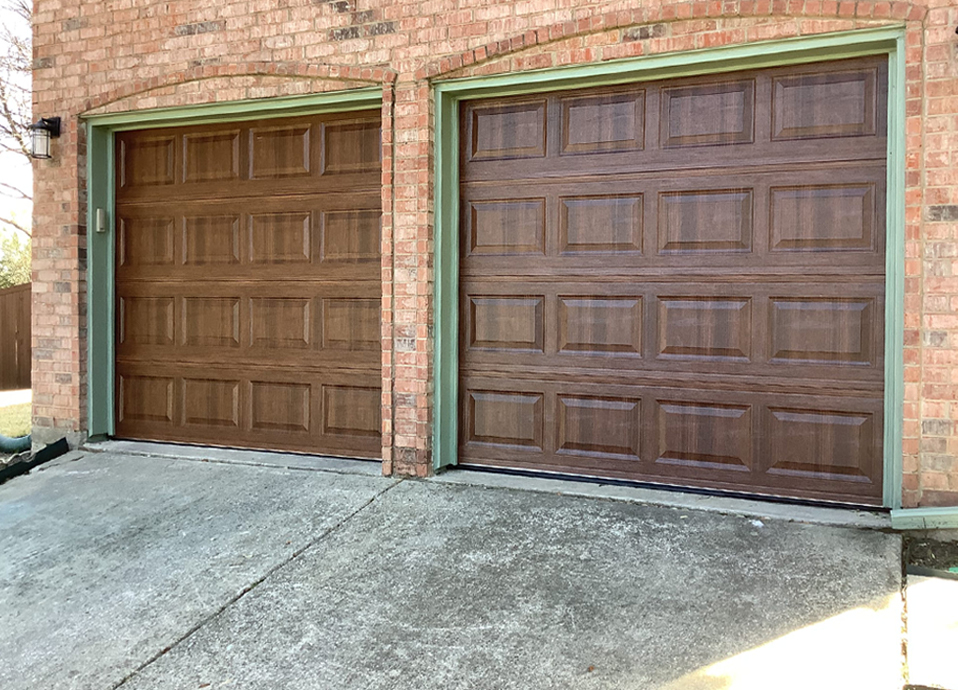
<box><xmin>0</xmin><ymin>402</ymin><xmax>30</xmax><ymax>438</ymax></box>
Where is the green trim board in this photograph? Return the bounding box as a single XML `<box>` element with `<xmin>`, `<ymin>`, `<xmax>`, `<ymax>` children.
<box><xmin>892</xmin><ymin>507</ymin><xmax>958</xmax><ymax>531</ymax></box>
<box><xmin>432</xmin><ymin>26</ymin><xmax>907</xmax><ymax>509</ymax></box>
<box><xmin>84</xmin><ymin>88</ymin><xmax>384</xmax><ymax>438</ymax></box>
<box><xmin>883</xmin><ymin>31</ymin><xmax>907</xmax><ymax>511</ymax></box>
<box><xmin>84</xmin><ymin>86</ymin><xmax>383</xmax><ymax>130</ymax></box>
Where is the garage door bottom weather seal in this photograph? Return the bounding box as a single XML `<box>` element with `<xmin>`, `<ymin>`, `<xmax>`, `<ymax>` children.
<box><xmin>454</xmin><ymin>462</ymin><xmax>887</xmax><ymax>513</ymax></box>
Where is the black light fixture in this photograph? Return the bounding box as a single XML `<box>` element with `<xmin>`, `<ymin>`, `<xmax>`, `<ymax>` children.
<box><xmin>28</xmin><ymin>117</ymin><xmax>61</xmax><ymax>159</ymax></box>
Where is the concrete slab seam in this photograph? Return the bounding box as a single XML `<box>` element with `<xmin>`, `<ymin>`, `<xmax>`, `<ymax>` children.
<box><xmin>108</xmin><ymin>478</ymin><xmax>405</xmax><ymax>690</ymax></box>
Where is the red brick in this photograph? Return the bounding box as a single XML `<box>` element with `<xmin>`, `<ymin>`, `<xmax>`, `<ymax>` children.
<box><xmin>29</xmin><ymin>0</ymin><xmax>957</xmax><ymax>507</ymax></box>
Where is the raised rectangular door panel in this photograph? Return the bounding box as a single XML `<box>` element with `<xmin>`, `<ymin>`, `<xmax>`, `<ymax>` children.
<box><xmin>467</xmin><ymin>199</ymin><xmax>546</xmax><ymax>256</ymax></box>
<box><xmin>658</xmin><ymin>189</ymin><xmax>753</xmax><ymax>254</ymax></box>
<box><xmin>250</xmin><ymin>381</ymin><xmax>311</xmax><ymax>434</ymax></box>
<box><xmin>458</xmin><ymin>57</ymin><xmax>888</xmax><ymax>505</ymax></box>
<box><xmin>118</xmin><ymin>217</ymin><xmax>175</xmax><ymax>267</ymax></box>
<box><xmin>322</xmin><ymin>385</ymin><xmax>381</xmax><ymax>438</ymax></box>
<box><xmin>560</xmin><ymin>195</ymin><xmax>643</xmax><ymax>254</ymax></box>
<box><xmin>769</xmin><ymin>184</ymin><xmax>877</xmax><ymax>252</ymax></box>
<box><xmin>249</xmin><ymin>212</ymin><xmax>312</xmax><ymax>264</ymax></box>
<box><xmin>249</xmin><ymin>298</ymin><xmax>312</xmax><ymax>350</ymax></box>
<box><xmin>764</xmin><ymin>406</ymin><xmax>877</xmax><ymax>483</ymax></box>
<box><xmin>183</xmin><ymin>130</ymin><xmax>241</xmax><ymax>183</ymax></box>
<box><xmin>467</xmin><ymin>100</ymin><xmax>547</xmax><ymax>161</ymax></box>
<box><xmin>321</xmin><ymin>209</ymin><xmax>381</xmax><ymax>262</ymax></box>
<box><xmin>467</xmin><ymin>295</ymin><xmax>545</xmax><ymax>352</ymax></box>
<box><xmin>115</xmin><ymin>111</ymin><xmax>383</xmax><ymax>459</ymax></box>
<box><xmin>118</xmin><ymin>375</ymin><xmax>175</xmax><ymax>425</ymax></box>
<box><xmin>250</xmin><ymin>124</ymin><xmax>311</xmax><ymax>179</ymax></box>
<box><xmin>558</xmin><ymin>297</ymin><xmax>642</xmax><ymax>356</ymax></box>
<box><xmin>655</xmin><ymin>400</ymin><xmax>752</xmax><ymax>473</ymax></box>
<box><xmin>465</xmin><ymin>390</ymin><xmax>544</xmax><ymax>451</ymax></box>
<box><xmin>772</xmin><ymin>66</ymin><xmax>879</xmax><ymax>140</ymax></box>
<box><xmin>182</xmin><ymin>215</ymin><xmax>241</xmax><ymax>265</ymax></box>
<box><xmin>560</xmin><ymin>89</ymin><xmax>645</xmax><ymax>154</ymax></box>
<box><xmin>322</xmin><ymin>298</ymin><xmax>380</xmax><ymax>351</ymax></box>
<box><xmin>660</xmin><ymin>80</ymin><xmax>755</xmax><ymax>147</ymax></box>
<box><xmin>557</xmin><ymin>395</ymin><xmax>641</xmax><ymax>459</ymax></box>
<box><xmin>119</xmin><ymin>136</ymin><xmax>175</xmax><ymax>188</ymax></box>
<box><xmin>657</xmin><ymin>297</ymin><xmax>752</xmax><ymax>363</ymax></box>
<box><xmin>119</xmin><ymin>297</ymin><xmax>174</xmax><ymax>346</ymax></box>
<box><xmin>322</xmin><ymin>120</ymin><xmax>381</xmax><ymax>174</ymax></box>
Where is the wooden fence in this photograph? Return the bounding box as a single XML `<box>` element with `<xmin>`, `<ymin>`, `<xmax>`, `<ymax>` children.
<box><xmin>0</xmin><ymin>283</ymin><xmax>30</xmax><ymax>391</ymax></box>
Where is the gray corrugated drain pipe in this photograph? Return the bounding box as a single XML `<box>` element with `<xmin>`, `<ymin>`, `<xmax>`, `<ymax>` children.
<box><xmin>0</xmin><ymin>434</ymin><xmax>31</xmax><ymax>454</ymax></box>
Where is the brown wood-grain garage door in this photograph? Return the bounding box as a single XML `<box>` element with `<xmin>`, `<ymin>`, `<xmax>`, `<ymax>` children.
<box><xmin>458</xmin><ymin>57</ymin><xmax>888</xmax><ymax>505</ymax></box>
<box><xmin>115</xmin><ymin>110</ymin><xmax>382</xmax><ymax>458</ymax></box>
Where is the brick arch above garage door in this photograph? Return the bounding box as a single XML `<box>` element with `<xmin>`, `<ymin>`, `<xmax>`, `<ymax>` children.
<box><xmin>457</xmin><ymin>56</ymin><xmax>889</xmax><ymax>505</ymax></box>
<box><xmin>114</xmin><ymin>109</ymin><xmax>384</xmax><ymax>458</ymax></box>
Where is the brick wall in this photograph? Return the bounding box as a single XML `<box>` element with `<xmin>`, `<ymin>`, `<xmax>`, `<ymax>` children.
<box><xmin>30</xmin><ymin>0</ymin><xmax>958</xmax><ymax>506</ymax></box>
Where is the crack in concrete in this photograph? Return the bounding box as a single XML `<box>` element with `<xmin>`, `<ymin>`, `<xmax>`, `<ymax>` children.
<box><xmin>109</xmin><ymin>477</ymin><xmax>405</xmax><ymax>689</ymax></box>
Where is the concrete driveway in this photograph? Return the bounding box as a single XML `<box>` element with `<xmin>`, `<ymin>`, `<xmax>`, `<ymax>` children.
<box><xmin>0</xmin><ymin>446</ymin><xmax>905</xmax><ymax>690</ymax></box>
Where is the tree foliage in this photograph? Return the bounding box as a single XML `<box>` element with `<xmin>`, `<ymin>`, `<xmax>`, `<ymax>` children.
<box><xmin>0</xmin><ymin>231</ymin><xmax>29</xmax><ymax>288</ymax></box>
<box><xmin>0</xmin><ymin>0</ymin><xmax>31</xmax><ymax>239</ymax></box>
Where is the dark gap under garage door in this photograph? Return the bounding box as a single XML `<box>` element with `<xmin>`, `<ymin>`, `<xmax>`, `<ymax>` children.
<box><xmin>114</xmin><ymin>110</ymin><xmax>382</xmax><ymax>458</ymax></box>
<box><xmin>458</xmin><ymin>57</ymin><xmax>888</xmax><ymax>505</ymax></box>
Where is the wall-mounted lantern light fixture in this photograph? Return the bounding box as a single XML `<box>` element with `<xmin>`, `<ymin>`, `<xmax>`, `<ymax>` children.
<box><xmin>28</xmin><ymin>117</ymin><xmax>61</xmax><ymax>159</ymax></box>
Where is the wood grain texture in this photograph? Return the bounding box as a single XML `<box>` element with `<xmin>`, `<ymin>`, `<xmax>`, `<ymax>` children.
<box><xmin>458</xmin><ymin>57</ymin><xmax>888</xmax><ymax>505</ymax></box>
<box><xmin>115</xmin><ymin>110</ymin><xmax>382</xmax><ymax>458</ymax></box>
<box><xmin>0</xmin><ymin>284</ymin><xmax>31</xmax><ymax>392</ymax></box>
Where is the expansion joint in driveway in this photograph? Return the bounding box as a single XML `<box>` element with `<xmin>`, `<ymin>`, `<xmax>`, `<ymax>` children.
<box><xmin>110</xmin><ymin>478</ymin><xmax>405</xmax><ymax>690</ymax></box>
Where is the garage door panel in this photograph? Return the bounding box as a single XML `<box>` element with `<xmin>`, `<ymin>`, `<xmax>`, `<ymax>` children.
<box><xmin>460</xmin><ymin>58</ymin><xmax>887</xmax><ymax>504</ymax></box>
<box><xmin>768</xmin><ymin>296</ymin><xmax>879</xmax><ymax>366</ymax></box>
<box><xmin>116</xmin><ymin>196</ymin><xmax>381</xmax><ymax>282</ymax></box>
<box><xmin>118</xmin><ymin>374</ymin><xmax>175</xmax><ymax>426</ymax></box>
<box><xmin>464</xmin><ymin>98</ymin><xmax>548</xmax><ymax>162</ymax></box>
<box><xmin>769</xmin><ymin>182</ymin><xmax>880</xmax><ymax>252</ymax></box>
<box><xmin>559</xmin><ymin>194</ymin><xmax>644</xmax><ymax>254</ymax></box>
<box><xmin>117</xmin><ymin>112</ymin><xmax>381</xmax><ymax>204</ymax></box>
<box><xmin>654</xmin><ymin>399</ymin><xmax>753</xmax><ymax>474</ymax></box>
<box><xmin>459</xmin><ymin>376</ymin><xmax>884</xmax><ymax>503</ymax></box>
<box><xmin>558</xmin><ymin>87</ymin><xmax>646</xmax><ymax>155</ymax></box>
<box><xmin>460</xmin><ymin>139</ymin><xmax>889</xmax><ymax>183</ymax></box>
<box><xmin>557</xmin><ymin>296</ymin><xmax>643</xmax><ymax>356</ymax></box>
<box><xmin>657</xmin><ymin>296</ymin><xmax>753</xmax><ymax>363</ymax></box>
<box><xmin>116</xmin><ymin>362</ymin><xmax>382</xmax><ymax>458</ymax></box>
<box><xmin>183</xmin><ymin>129</ymin><xmax>242</xmax><ymax>183</ymax></box>
<box><xmin>248</xmin><ymin>123</ymin><xmax>312</xmax><ymax>179</ymax></box>
<box><xmin>461</xmin><ymin>280</ymin><xmax>883</xmax><ymax>382</ymax></box>
<box><xmin>657</xmin><ymin>188</ymin><xmax>754</xmax><ymax>254</ymax></box>
<box><xmin>762</xmin><ymin>405</ymin><xmax>880</xmax><ymax>484</ymax></box>
<box><xmin>116</xmin><ymin>175</ymin><xmax>381</xmax><ymax>205</ymax></box>
<box><xmin>557</xmin><ymin>394</ymin><xmax>642</xmax><ymax>459</ymax></box>
<box><xmin>118</xmin><ymin>216</ymin><xmax>176</xmax><ymax>268</ymax></box>
<box><xmin>320</xmin><ymin>209</ymin><xmax>382</xmax><ymax>262</ymax></box>
<box><xmin>461</xmin><ymin>165</ymin><xmax>885</xmax><ymax>272</ymax></box>
<box><xmin>118</xmin><ymin>282</ymin><xmax>381</xmax><ymax>365</ymax></box>
<box><xmin>659</xmin><ymin>78</ymin><xmax>756</xmax><ymax>148</ymax></box>
<box><xmin>250</xmin><ymin>381</ymin><xmax>311</xmax><ymax>434</ymax></box>
<box><xmin>771</xmin><ymin>65</ymin><xmax>882</xmax><ymax>141</ymax></box>
<box><xmin>118</xmin><ymin>135</ymin><xmax>176</xmax><ymax>189</ymax></box>
<box><xmin>461</xmin><ymin>57</ymin><xmax>887</xmax><ymax>185</ymax></box>
<box><xmin>116</xmin><ymin>111</ymin><xmax>383</xmax><ymax>457</ymax></box>
<box><xmin>321</xmin><ymin>118</ymin><xmax>383</xmax><ymax>174</ymax></box>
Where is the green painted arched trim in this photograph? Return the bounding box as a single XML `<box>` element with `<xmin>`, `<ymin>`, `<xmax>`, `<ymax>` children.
<box><xmin>433</xmin><ymin>26</ymin><xmax>906</xmax><ymax>509</ymax></box>
<box><xmin>84</xmin><ymin>88</ymin><xmax>383</xmax><ymax>440</ymax></box>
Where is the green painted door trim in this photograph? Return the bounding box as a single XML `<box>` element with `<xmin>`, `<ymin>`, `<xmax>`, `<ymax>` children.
<box><xmin>891</xmin><ymin>507</ymin><xmax>958</xmax><ymax>531</ymax></box>
<box><xmin>84</xmin><ymin>88</ymin><xmax>384</xmax><ymax>438</ymax></box>
<box><xmin>432</xmin><ymin>26</ymin><xmax>907</xmax><ymax>510</ymax></box>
